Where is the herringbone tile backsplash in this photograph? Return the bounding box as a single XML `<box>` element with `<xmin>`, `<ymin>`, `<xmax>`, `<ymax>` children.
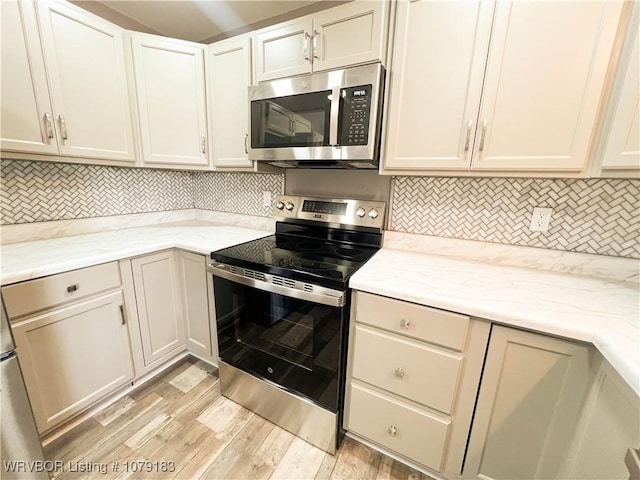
<box><xmin>2</xmin><ymin>159</ymin><xmax>639</xmax><ymax>258</ymax></box>
<box><xmin>391</xmin><ymin>177</ymin><xmax>640</xmax><ymax>259</ymax></box>
<box><xmin>0</xmin><ymin>159</ymin><xmax>284</xmax><ymax>224</ymax></box>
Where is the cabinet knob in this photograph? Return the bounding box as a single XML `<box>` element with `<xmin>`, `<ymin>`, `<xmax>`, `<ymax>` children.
<box><xmin>388</xmin><ymin>425</ymin><xmax>397</xmax><ymax>437</ymax></box>
<box><xmin>400</xmin><ymin>318</ymin><xmax>410</xmax><ymax>329</ymax></box>
<box><xmin>66</xmin><ymin>284</ymin><xmax>79</xmax><ymax>293</ymax></box>
<box><xmin>394</xmin><ymin>367</ymin><xmax>405</xmax><ymax>379</ymax></box>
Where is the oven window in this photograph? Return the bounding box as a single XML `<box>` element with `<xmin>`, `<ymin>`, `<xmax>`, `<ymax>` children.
<box><xmin>251</xmin><ymin>91</ymin><xmax>332</xmax><ymax>149</ymax></box>
<box><xmin>214</xmin><ymin>275</ymin><xmax>345</xmax><ymax>410</ymax></box>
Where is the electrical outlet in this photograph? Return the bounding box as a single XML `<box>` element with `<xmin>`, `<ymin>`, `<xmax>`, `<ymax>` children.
<box><xmin>262</xmin><ymin>191</ymin><xmax>272</xmax><ymax>207</ymax></box>
<box><xmin>530</xmin><ymin>207</ymin><xmax>553</xmax><ymax>232</ymax></box>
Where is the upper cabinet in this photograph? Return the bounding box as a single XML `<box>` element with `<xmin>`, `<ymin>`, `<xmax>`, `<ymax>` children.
<box><xmin>130</xmin><ymin>33</ymin><xmax>210</xmax><ymax>169</ymax></box>
<box><xmin>1</xmin><ymin>0</ymin><xmax>58</xmax><ymax>155</ymax></box>
<box><xmin>207</xmin><ymin>35</ymin><xmax>254</xmax><ymax>170</ymax></box>
<box><xmin>1</xmin><ymin>0</ymin><xmax>136</xmax><ymax>163</ymax></box>
<box><xmin>593</xmin><ymin>2</ymin><xmax>640</xmax><ymax>178</ymax></box>
<box><xmin>382</xmin><ymin>0</ymin><xmax>624</xmax><ymax>176</ymax></box>
<box><xmin>254</xmin><ymin>0</ymin><xmax>389</xmax><ymax>82</ymax></box>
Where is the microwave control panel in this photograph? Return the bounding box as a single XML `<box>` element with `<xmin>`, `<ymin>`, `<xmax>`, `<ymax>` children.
<box><xmin>340</xmin><ymin>85</ymin><xmax>372</xmax><ymax>146</ymax></box>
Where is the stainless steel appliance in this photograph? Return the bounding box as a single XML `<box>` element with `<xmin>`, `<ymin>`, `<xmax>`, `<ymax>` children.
<box><xmin>1</xmin><ymin>294</ymin><xmax>49</xmax><ymax>480</ymax></box>
<box><xmin>208</xmin><ymin>195</ymin><xmax>385</xmax><ymax>453</ymax></box>
<box><xmin>249</xmin><ymin>64</ymin><xmax>385</xmax><ymax>169</ymax></box>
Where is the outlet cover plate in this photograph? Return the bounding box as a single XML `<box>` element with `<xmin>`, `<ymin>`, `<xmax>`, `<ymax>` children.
<box><xmin>262</xmin><ymin>191</ymin><xmax>272</xmax><ymax>207</ymax></box>
<box><xmin>530</xmin><ymin>207</ymin><xmax>553</xmax><ymax>232</ymax></box>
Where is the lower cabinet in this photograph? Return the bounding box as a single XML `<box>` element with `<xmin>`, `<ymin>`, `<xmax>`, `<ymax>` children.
<box><xmin>559</xmin><ymin>358</ymin><xmax>640</xmax><ymax>480</ymax></box>
<box><xmin>11</xmin><ymin>291</ymin><xmax>134</xmax><ymax>433</ymax></box>
<box><xmin>344</xmin><ymin>291</ymin><xmax>491</xmax><ymax>478</ymax></box>
<box><xmin>175</xmin><ymin>250</ymin><xmax>215</xmax><ymax>362</ymax></box>
<box><xmin>130</xmin><ymin>251</ymin><xmax>186</xmax><ymax>367</ymax></box>
<box><xmin>462</xmin><ymin>325</ymin><xmax>596</xmax><ymax>480</ymax></box>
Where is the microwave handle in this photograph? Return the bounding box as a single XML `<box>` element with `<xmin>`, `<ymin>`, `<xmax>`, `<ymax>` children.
<box><xmin>329</xmin><ymin>87</ymin><xmax>341</xmax><ymax>146</ymax></box>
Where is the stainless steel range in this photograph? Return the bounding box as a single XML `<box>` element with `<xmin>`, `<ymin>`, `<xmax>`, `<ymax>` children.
<box><xmin>208</xmin><ymin>195</ymin><xmax>385</xmax><ymax>453</ymax></box>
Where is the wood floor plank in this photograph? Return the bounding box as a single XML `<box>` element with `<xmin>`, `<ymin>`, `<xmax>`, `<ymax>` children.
<box><xmin>199</xmin><ymin>415</ymin><xmax>276</xmax><ymax>479</ymax></box>
<box><xmin>270</xmin><ymin>436</ymin><xmax>327</xmax><ymax>480</ymax></box>
<box><xmin>44</xmin><ymin>357</ymin><xmax>434</xmax><ymax>480</ymax></box>
<box><xmin>169</xmin><ymin>363</ymin><xmax>211</xmax><ymax>393</ymax></box>
<box><xmin>329</xmin><ymin>437</ymin><xmax>382</xmax><ymax>480</ymax></box>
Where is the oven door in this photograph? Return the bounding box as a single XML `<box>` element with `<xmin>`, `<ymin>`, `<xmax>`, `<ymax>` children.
<box><xmin>210</xmin><ymin>265</ymin><xmax>348</xmax><ymax>412</ymax></box>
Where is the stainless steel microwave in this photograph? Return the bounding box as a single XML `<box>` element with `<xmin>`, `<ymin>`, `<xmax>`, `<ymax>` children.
<box><xmin>248</xmin><ymin>63</ymin><xmax>385</xmax><ymax>169</ymax></box>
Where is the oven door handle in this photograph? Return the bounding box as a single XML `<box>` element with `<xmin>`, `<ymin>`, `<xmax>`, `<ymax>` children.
<box><xmin>208</xmin><ymin>263</ymin><xmax>346</xmax><ymax>307</ymax></box>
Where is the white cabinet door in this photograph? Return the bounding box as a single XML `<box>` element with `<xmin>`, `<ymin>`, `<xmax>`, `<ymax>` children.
<box><xmin>255</xmin><ymin>18</ymin><xmax>313</xmax><ymax>82</ymax></box>
<box><xmin>131</xmin><ymin>33</ymin><xmax>209</xmax><ymax>168</ymax></box>
<box><xmin>208</xmin><ymin>35</ymin><xmax>253</xmax><ymax>169</ymax></box>
<box><xmin>472</xmin><ymin>0</ymin><xmax>623</xmax><ymax>172</ymax></box>
<box><xmin>0</xmin><ymin>0</ymin><xmax>58</xmax><ymax>155</ymax></box>
<box><xmin>175</xmin><ymin>251</ymin><xmax>212</xmax><ymax>360</ymax></box>
<box><xmin>131</xmin><ymin>251</ymin><xmax>185</xmax><ymax>366</ymax></box>
<box><xmin>600</xmin><ymin>14</ymin><xmax>640</xmax><ymax>173</ymax></box>
<box><xmin>36</xmin><ymin>0</ymin><xmax>136</xmax><ymax>162</ymax></box>
<box><xmin>311</xmin><ymin>0</ymin><xmax>388</xmax><ymax>73</ymax></box>
<box><xmin>12</xmin><ymin>291</ymin><xmax>134</xmax><ymax>433</ymax></box>
<box><xmin>383</xmin><ymin>0</ymin><xmax>493</xmax><ymax>171</ymax></box>
<box><xmin>560</xmin><ymin>359</ymin><xmax>640</xmax><ymax>480</ymax></box>
<box><xmin>255</xmin><ymin>0</ymin><xmax>389</xmax><ymax>82</ymax></box>
<box><xmin>463</xmin><ymin>326</ymin><xmax>596</xmax><ymax>480</ymax></box>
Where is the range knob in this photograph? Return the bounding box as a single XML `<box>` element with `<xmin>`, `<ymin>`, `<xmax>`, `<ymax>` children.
<box><xmin>368</xmin><ymin>208</ymin><xmax>379</xmax><ymax>219</ymax></box>
<box><xmin>285</xmin><ymin>202</ymin><xmax>295</xmax><ymax>211</ymax></box>
<box><xmin>356</xmin><ymin>207</ymin><xmax>366</xmax><ymax>218</ymax></box>
<box><xmin>276</xmin><ymin>201</ymin><xmax>285</xmax><ymax>210</ymax></box>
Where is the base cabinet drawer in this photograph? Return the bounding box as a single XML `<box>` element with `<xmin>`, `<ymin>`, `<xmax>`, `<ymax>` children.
<box><xmin>2</xmin><ymin>262</ymin><xmax>121</xmax><ymax>319</ymax></box>
<box><xmin>351</xmin><ymin>324</ymin><xmax>462</xmax><ymax>414</ymax></box>
<box><xmin>346</xmin><ymin>382</ymin><xmax>450</xmax><ymax>472</ymax></box>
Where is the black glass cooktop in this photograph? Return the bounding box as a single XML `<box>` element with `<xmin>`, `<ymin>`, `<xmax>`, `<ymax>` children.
<box><xmin>211</xmin><ymin>223</ymin><xmax>382</xmax><ymax>290</ymax></box>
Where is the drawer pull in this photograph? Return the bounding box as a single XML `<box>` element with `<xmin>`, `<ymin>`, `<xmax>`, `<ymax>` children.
<box><xmin>400</xmin><ymin>318</ymin><xmax>410</xmax><ymax>329</ymax></box>
<box><xmin>394</xmin><ymin>367</ymin><xmax>405</xmax><ymax>379</ymax></box>
<box><xmin>66</xmin><ymin>284</ymin><xmax>79</xmax><ymax>293</ymax></box>
<box><xmin>119</xmin><ymin>305</ymin><xmax>127</xmax><ymax>326</ymax></box>
<box><xmin>388</xmin><ymin>425</ymin><xmax>397</xmax><ymax>437</ymax></box>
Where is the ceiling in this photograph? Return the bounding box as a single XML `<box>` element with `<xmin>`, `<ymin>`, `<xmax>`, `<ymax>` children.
<box><xmin>72</xmin><ymin>0</ymin><xmax>345</xmax><ymax>43</ymax></box>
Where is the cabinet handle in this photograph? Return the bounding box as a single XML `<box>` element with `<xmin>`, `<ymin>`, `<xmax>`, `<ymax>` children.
<box><xmin>400</xmin><ymin>318</ymin><xmax>410</xmax><ymax>329</ymax></box>
<box><xmin>66</xmin><ymin>284</ymin><xmax>79</xmax><ymax>293</ymax></box>
<box><xmin>388</xmin><ymin>425</ymin><xmax>397</xmax><ymax>437</ymax></box>
<box><xmin>394</xmin><ymin>367</ymin><xmax>405</xmax><ymax>379</ymax></box>
<box><xmin>313</xmin><ymin>30</ymin><xmax>319</xmax><ymax>59</ymax></box>
<box><xmin>479</xmin><ymin>119</ymin><xmax>488</xmax><ymax>151</ymax></box>
<box><xmin>119</xmin><ymin>305</ymin><xmax>127</xmax><ymax>326</ymax></box>
<box><xmin>43</xmin><ymin>113</ymin><xmax>54</xmax><ymax>141</ymax></box>
<box><xmin>244</xmin><ymin>133</ymin><xmax>249</xmax><ymax>154</ymax></box>
<box><xmin>304</xmin><ymin>32</ymin><xmax>311</xmax><ymax>62</ymax></box>
<box><xmin>58</xmin><ymin>114</ymin><xmax>68</xmax><ymax>140</ymax></box>
<box><xmin>201</xmin><ymin>136</ymin><xmax>206</xmax><ymax>154</ymax></box>
<box><xmin>464</xmin><ymin>120</ymin><xmax>472</xmax><ymax>152</ymax></box>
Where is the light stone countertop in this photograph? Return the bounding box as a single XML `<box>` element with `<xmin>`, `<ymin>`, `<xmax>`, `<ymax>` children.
<box><xmin>2</xmin><ymin>219</ymin><xmax>638</xmax><ymax>396</ymax></box>
<box><xmin>350</xmin><ymin>234</ymin><xmax>640</xmax><ymax>396</ymax></box>
<box><xmin>0</xmin><ymin>222</ymin><xmax>271</xmax><ymax>285</ymax></box>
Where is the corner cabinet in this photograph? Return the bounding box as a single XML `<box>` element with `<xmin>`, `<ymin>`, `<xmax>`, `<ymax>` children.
<box><xmin>207</xmin><ymin>35</ymin><xmax>254</xmax><ymax>170</ymax></box>
<box><xmin>1</xmin><ymin>0</ymin><xmax>136</xmax><ymax>164</ymax></box>
<box><xmin>254</xmin><ymin>0</ymin><xmax>389</xmax><ymax>82</ymax></box>
<box><xmin>1</xmin><ymin>263</ymin><xmax>134</xmax><ymax>433</ymax></box>
<box><xmin>344</xmin><ymin>292</ymin><xmax>490</xmax><ymax>478</ymax></box>
<box><xmin>382</xmin><ymin>0</ymin><xmax>623</xmax><ymax>176</ymax></box>
<box><xmin>129</xmin><ymin>251</ymin><xmax>186</xmax><ymax>368</ymax></box>
<box><xmin>462</xmin><ymin>325</ymin><xmax>596</xmax><ymax>480</ymax></box>
<box><xmin>130</xmin><ymin>33</ymin><xmax>210</xmax><ymax>169</ymax></box>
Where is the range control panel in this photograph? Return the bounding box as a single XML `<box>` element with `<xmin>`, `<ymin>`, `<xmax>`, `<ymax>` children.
<box><xmin>273</xmin><ymin>195</ymin><xmax>386</xmax><ymax>230</ymax></box>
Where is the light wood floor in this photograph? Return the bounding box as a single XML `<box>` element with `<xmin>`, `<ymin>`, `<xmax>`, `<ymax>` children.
<box><xmin>45</xmin><ymin>357</ymin><xmax>432</xmax><ymax>480</ymax></box>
